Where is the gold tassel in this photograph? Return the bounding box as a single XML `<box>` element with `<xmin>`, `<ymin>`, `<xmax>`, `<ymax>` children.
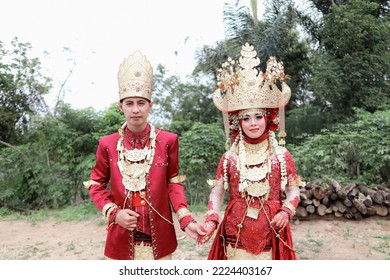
<box><xmin>278</xmin><ymin>85</ymin><xmax>287</xmax><ymax>146</ymax></box>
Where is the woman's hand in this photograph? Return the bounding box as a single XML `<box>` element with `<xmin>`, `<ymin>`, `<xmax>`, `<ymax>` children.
<box><xmin>184</xmin><ymin>222</ymin><xmax>206</xmax><ymax>241</ymax></box>
<box><xmin>197</xmin><ymin>221</ymin><xmax>217</xmax><ymax>245</ymax></box>
<box><xmin>270</xmin><ymin>211</ymin><xmax>290</xmax><ymax>231</ymax></box>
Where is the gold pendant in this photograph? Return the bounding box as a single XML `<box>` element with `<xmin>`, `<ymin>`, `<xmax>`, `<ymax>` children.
<box><xmin>246</xmin><ymin>206</ymin><xmax>260</xmax><ymax>219</ymax></box>
<box><xmin>246</xmin><ymin>181</ymin><xmax>270</xmax><ymax>198</ymax></box>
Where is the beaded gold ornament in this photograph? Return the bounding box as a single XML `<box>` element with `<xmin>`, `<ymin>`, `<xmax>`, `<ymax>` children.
<box><xmin>117</xmin><ymin>122</ymin><xmax>156</xmax><ymax>192</ymax></box>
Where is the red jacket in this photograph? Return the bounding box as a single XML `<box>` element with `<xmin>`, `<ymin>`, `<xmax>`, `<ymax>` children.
<box><xmin>88</xmin><ymin>127</ymin><xmax>189</xmax><ymax>259</ymax></box>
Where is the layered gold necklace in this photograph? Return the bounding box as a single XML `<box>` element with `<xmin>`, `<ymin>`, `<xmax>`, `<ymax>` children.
<box><xmin>238</xmin><ymin>135</ymin><xmax>271</xmax><ymax>193</ymax></box>
<box><xmin>117</xmin><ymin>122</ymin><xmax>157</xmax><ymax>192</ymax></box>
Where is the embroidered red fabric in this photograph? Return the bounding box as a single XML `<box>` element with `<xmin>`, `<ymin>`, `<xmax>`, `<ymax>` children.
<box><xmin>208</xmin><ymin>147</ymin><xmax>299</xmax><ymax>260</ymax></box>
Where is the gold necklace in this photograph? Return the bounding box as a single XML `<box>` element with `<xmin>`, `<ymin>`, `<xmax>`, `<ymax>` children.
<box><xmin>244</xmin><ymin>140</ymin><xmax>269</xmax><ymax>165</ymax></box>
<box><xmin>117</xmin><ymin>122</ymin><xmax>157</xmax><ymax>192</ymax></box>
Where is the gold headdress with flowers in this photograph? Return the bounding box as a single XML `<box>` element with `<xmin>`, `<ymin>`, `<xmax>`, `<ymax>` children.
<box><xmin>213</xmin><ymin>43</ymin><xmax>291</xmax><ymax>145</ymax></box>
<box><xmin>117</xmin><ymin>50</ymin><xmax>153</xmax><ymax>101</ymax></box>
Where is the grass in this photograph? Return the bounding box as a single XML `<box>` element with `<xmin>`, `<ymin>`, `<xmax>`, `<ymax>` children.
<box><xmin>371</xmin><ymin>233</ymin><xmax>390</xmax><ymax>258</ymax></box>
<box><xmin>1</xmin><ymin>202</ymin><xmax>210</xmax><ymax>223</ymax></box>
<box><xmin>295</xmin><ymin>227</ymin><xmax>325</xmax><ymax>259</ymax></box>
<box><xmin>0</xmin><ymin>202</ymin><xmax>101</xmax><ymax>224</ymax></box>
<box><xmin>343</xmin><ymin>226</ymin><xmax>352</xmax><ymax>240</ymax></box>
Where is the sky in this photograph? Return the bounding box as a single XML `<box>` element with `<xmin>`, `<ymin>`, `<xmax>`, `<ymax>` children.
<box><xmin>1</xmin><ymin>0</ymin><xmax>234</xmax><ymax>111</ymax></box>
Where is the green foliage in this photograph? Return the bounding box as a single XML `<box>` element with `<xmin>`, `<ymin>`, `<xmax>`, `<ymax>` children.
<box><xmin>0</xmin><ymin>143</ymin><xmax>73</xmax><ymax>210</ymax></box>
<box><xmin>289</xmin><ymin>109</ymin><xmax>390</xmax><ymax>184</ymax></box>
<box><xmin>308</xmin><ymin>0</ymin><xmax>390</xmax><ymax>115</ymax></box>
<box><xmin>0</xmin><ymin>103</ymin><xmax>100</xmax><ymax>210</ymax></box>
<box><xmin>0</xmin><ymin>38</ymin><xmax>52</xmax><ymax>144</ymax></box>
<box><xmin>151</xmin><ymin>65</ymin><xmax>220</xmax><ymax>126</ymax></box>
<box><xmin>2</xmin><ymin>0</ymin><xmax>390</xmax><ymax>213</ymax></box>
<box><xmin>195</xmin><ymin>0</ymin><xmax>310</xmax><ymax>108</ymax></box>
<box><xmin>179</xmin><ymin>122</ymin><xmax>226</xmax><ymax>205</ymax></box>
<box><xmin>286</xmin><ymin>104</ymin><xmax>345</xmax><ymax>144</ymax></box>
<box><xmin>93</xmin><ymin>102</ymin><xmax>123</xmax><ymax>137</ymax></box>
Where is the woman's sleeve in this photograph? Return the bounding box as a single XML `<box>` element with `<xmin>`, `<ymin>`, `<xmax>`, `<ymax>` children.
<box><xmin>280</xmin><ymin>150</ymin><xmax>302</xmax><ymax>219</ymax></box>
<box><xmin>204</xmin><ymin>155</ymin><xmax>227</xmax><ymax>224</ymax></box>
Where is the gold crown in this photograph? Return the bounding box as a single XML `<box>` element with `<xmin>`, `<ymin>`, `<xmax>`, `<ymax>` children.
<box><xmin>213</xmin><ymin>43</ymin><xmax>291</xmax><ymax>112</ymax></box>
<box><xmin>117</xmin><ymin>50</ymin><xmax>153</xmax><ymax>101</ymax></box>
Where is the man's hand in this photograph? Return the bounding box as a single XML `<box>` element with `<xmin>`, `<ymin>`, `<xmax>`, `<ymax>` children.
<box><xmin>197</xmin><ymin>221</ymin><xmax>217</xmax><ymax>244</ymax></box>
<box><xmin>114</xmin><ymin>209</ymin><xmax>139</xmax><ymax>231</ymax></box>
<box><xmin>184</xmin><ymin>222</ymin><xmax>206</xmax><ymax>241</ymax></box>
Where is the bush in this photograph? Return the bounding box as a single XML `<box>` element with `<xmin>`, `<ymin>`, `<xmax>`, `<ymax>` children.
<box><xmin>289</xmin><ymin>109</ymin><xmax>390</xmax><ymax>185</ymax></box>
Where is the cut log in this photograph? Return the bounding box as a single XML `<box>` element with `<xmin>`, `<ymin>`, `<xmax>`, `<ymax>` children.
<box><xmin>321</xmin><ymin>196</ymin><xmax>330</xmax><ymax>206</ymax></box>
<box><xmin>373</xmin><ymin>205</ymin><xmax>389</xmax><ymax>217</ymax></box>
<box><xmin>316</xmin><ymin>204</ymin><xmax>327</xmax><ymax>216</ymax></box>
<box><xmin>337</xmin><ymin>183</ymin><xmax>356</xmax><ymax>200</ymax></box>
<box><xmin>306</xmin><ymin>205</ymin><xmax>315</xmax><ymax>214</ymax></box>
<box><xmin>334</xmin><ymin>200</ymin><xmax>347</xmax><ymax>213</ymax></box>
<box><xmin>372</xmin><ymin>190</ymin><xmax>384</xmax><ymax>205</ymax></box>
<box><xmin>334</xmin><ymin>211</ymin><xmax>343</xmax><ymax>218</ymax></box>
<box><xmin>312</xmin><ymin>185</ymin><xmax>327</xmax><ymax>200</ymax></box>
<box><xmin>343</xmin><ymin>197</ymin><xmax>353</xmax><ymax>208</ymax></box>
<box><xmin>331</xmin><ymin>180</ymin><xmax>344</xmax><ymax>199</ymax></box>
<box><xmin>347</xmin><ymin>186</ymin><xmax>359</xmax><ymax>201</ymax></box>
<box><xmin>331</xmin><ymin>179</ymin><xmax>342</xmax><ymax>191</ymax></box>
<box><xmin>330</xmin><ymin>192</ymin><xmax>339</xmax><ymax>201</ymax></box>
<box><xmin>352</xmin><ymin>197</ymin><xmax>367</xmax><ymax>215</ymax></box>
<box><xmin>305</xmin><ymin>190</ymin><xmax>313</xmax><ymax>199</ymax></box>
<box><xmin>358</xmin><ymin>185</ymin><xmax>377</xmax><ymax>197</ymax></box>
<box><xmin>353</xmin><ymin>212</ymin><xmax>363</xmax><ymax>220</ymax></box>
<box><xmin>377</xmin><ymin>185</ymin><xmax>390</xmax><ymax>195</ymax></box>
<box><xmin>325</xmin><ymin>207</ymin><xmax>333</xmax><ymax>214</ymax></box>
<box><xmin>304</xmin><ymin>182</ymin><xmax>314</xmax><ymax>190</ymax></box>
<box><xmin>378</xmin><ymin>190</ymin><xmax>390</xmax><ymax>203</ymax></box>
<box><xmin>366</xmin><ymin>207</ymin><xmax>377</xmax><ymax>216</ymax></box>
<box><xmin>363</xmin><ymin>195</ymin><xmax>373</xmax><ymax>207</ymax></box>
<box><xmin>313</xmin><ymin>198</ymin><xmax>321</xmax><ymax>207</ymax></box>
<box><xmin>296</xmin><ymin>206</ymin><xmax>308</xmax><ymax>217</ymax></box>
<box><xmin>300</xmin><ymin>199</ymin><xmax>313</xmax><ymax>207</ymax></box>
<box><xmin>343</xmin><ymin>212</ymin><xmax>353</xmax><ymax>219</ymax></box>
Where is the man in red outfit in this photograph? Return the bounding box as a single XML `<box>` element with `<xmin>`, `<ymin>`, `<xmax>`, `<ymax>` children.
<box><xmin>85</xmin><ymin>50</ymin><xmax>204</xmax><ymax>260</ymax></box>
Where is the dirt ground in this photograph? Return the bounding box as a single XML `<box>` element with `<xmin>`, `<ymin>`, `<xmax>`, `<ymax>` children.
<box><xmin>1</xmin><ymin>214</ymin><xmax>389</xmax><ymax>260</ymax></box>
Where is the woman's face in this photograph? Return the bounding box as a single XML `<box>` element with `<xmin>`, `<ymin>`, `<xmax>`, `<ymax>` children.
<box><xmin>241</xmin><ymin>112</ymin><xmax>267</xmax><ymax>139</ymax></box>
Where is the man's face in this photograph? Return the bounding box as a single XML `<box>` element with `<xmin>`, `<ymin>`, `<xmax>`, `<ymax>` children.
<box><xmin>118</xmin><ymin>97</ymin><xmax>153</xmax><ymax>131</ymax></box>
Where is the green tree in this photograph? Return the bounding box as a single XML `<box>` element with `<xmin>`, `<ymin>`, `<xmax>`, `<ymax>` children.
<box><xmin>194</xmin><ymin>0</ymin><xmax>310</xmax><ymax>108</ymax></box>
<box><xmin>179</xmin><ymin>122</ymin><xmax>226</xmax><ymax>205</ymax></box>
<box><xmin>94</xmin><ymin>102</ymin><xmax>124</xmax><ymax>137</ymax></box>
<box><xmin>0</xmin><ymin>38</ymin><xmax>52</xmax><ymax>144</ymax></box>
<box><xmin>0</xmin><ymin>103</ymin><xmax>99</xmax><ymax>210</ymax></box>
<box><xmin>308</xmin><ymin>0</ymin><xmax>390</xmax><ymax>115</ymax></box>
<box><xmin>152</xmin><ymin>65</ymin><xmax>220</xmax><ymax>127</ymax></box>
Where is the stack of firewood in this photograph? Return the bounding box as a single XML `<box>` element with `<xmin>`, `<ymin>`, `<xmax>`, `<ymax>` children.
<box><xmin>295</xmin><ymin>180</ymin><xmax>390</xmax><ymax>219</ymax></box>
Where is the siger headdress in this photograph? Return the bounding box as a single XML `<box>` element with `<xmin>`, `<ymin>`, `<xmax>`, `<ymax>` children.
<box><xmin>117</xmin><ymin>50</ymin><xmax>153</xmax><ymax>102</ymax></box>
<box><xmin>213</xmin><ymin>43</ymin><xmax>291</xmax><ymax>145</ymax></box>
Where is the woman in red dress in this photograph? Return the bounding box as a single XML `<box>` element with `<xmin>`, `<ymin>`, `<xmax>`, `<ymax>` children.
<box><xmin>198</xmin><ymin>43</ymin><xmax>303</xmax><ymax>260</ymax></box>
